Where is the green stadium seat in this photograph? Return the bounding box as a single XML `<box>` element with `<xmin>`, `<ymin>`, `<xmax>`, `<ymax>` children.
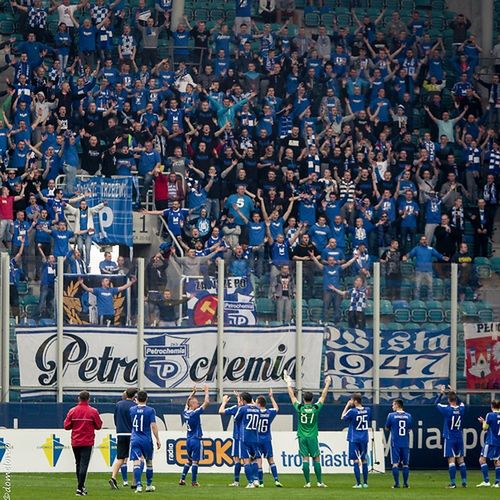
<box><xmin>321</xmin><ymin>13</ymin><xmax>335</xmax><ymax>27</ymax></box>
<box><xmin>406</xmin><ymin>322</ymin><xmax>421</xmax><ymax>330</ymax></box>
<box><xmin>308</xmin><ymin>298</ymin><xmax>323</xmax><ymax>309</ymax></box>
<box><xmin>256</xmin><ymin>298</ymin><xmax>275</xmax><ymax>315</ymax></box>
<box><xmin>308</xmin><ymin>307</ymin><xmax>323</xmax><ymax>323</ymax></box>
<box><xmin>394</xmin><ymin>308</ymin><xmax>411</xmax><ymax>322</ymax></box>
<box><xmin>426</xmin><ymin>300</ymin><xmax>444</xmax><ymax>323</ymax></box>
<box><xmin>17</xmin><ymin>280</ymin><xmax>29</xmax><ymax>295</ymax></box>
<box><xmin>19</xmin><ymin>294</ymin><xmax>38</xmax><ymax>306</ymax></box>
<box><xmin>365</xmin><ymin>300</ymin><xmax>373</xmax><ymax>316</ymax></box>
<box><xmin>460</xmin><ymin>301</ymin><xmax>477</xmax><ymax>319</ymax></box>
<box><xmin>409</xmin><ymin>299</ymin><xmax>427</xmax><ymax>322</ymax></box>
<box><xmin>304</xmin><ymin>12</ymin><xmax>320</xmax><ymax>27</ymax></box>
<box><xmin>474</xmin><ymin>257</ymin><xmax>492</xmax><ymax>278</ymax></box>
<box><xmin>380</xmin><ymin>300</ymin><xmax>393</xmax><ymax>315</ymax></box>
<box><xmin>490</xmin><ymin>256</ymin><xmax>500</xmax><ymax>273</ymax></box>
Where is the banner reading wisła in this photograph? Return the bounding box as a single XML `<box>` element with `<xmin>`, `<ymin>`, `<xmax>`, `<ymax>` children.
<box><xmin>323</xmin><ymin>325</ymin><xmax>451</xmax><ymax>401</ymax></box>
<box><xmin>464</xmin><ymin>322</ymin><xmax>500</xmax><ymax>390</ymax></box>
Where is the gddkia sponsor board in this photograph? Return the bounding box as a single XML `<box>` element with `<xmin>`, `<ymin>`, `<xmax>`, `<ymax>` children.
<box><xmin>16</xmin><ymin>326</ymin><xmax>323</xmax><ymax>392</ymax></box>
<box><xmin>0</xmin><ymin>430</ymin><xmax>385</xmax><ymax>473</ymax></box>
<box><xmin>324</xmin><ymin>325</ymin><xmax>450</xmax><ymax>401</ymax></box>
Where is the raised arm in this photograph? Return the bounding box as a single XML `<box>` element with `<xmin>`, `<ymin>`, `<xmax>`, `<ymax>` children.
<box><xmin>318</xmin><ymin>375</ymin><xmax>331</xmax><ymax>404</ymax></box>
<box><xmin>117</xmin><ymin>276</ymin><xmax>137</xmax><ymax>292</ymax></box>
<box><xmin>218</xmin><ymin>394</ymin><xmax>231</xmax><ymax>414</ymax></box>
<box><xmin>201</xmin><ymin>384</ymin><xmax>210</xmax><ymax>410</ymax></box>
<box><xmin>268</xmin><ymin>388</ymin><xmax>279</xmax><ymax>412</ymax></box>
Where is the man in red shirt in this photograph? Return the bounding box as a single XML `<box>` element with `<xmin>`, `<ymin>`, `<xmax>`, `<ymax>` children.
<box><xmin>0</xmin><ymin>186</ymin><xmax>25</xmax><ymax>250</ymax></box>
<box><xmin>64</xmin><ymin>391</ymin><xmax>103</xmax><ymax>496</ymax></box>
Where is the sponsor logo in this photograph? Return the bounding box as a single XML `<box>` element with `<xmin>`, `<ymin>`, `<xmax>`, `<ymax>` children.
<box><xmin>166</xmin><ymin>438</ymin><xmax>233</xmax><ymax>467</ymax></box>
<box><xmin>0</xmin><ymin>438</ymin><xmax>10</xmax><ymax>463</ymax></box>
<box><xmin>97</xmin><ymin>434</ymin><xmax>117</xmax><ymax>467</ymax></box>
<box><xmin>39</xmin><ymin>434</ymin><xmax>66</xmax><ymax>467</ymax></box>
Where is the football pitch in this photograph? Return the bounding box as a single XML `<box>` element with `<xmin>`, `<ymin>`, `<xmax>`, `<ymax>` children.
<box><xmin>5</xmin><ymin>471</ymin><xmax>498</xmax><ymax>499</ymax></box>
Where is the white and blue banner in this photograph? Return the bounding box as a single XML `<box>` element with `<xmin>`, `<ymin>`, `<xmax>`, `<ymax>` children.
<box><xmin>185</xmin><ymin>276</ymin><xmax>256</xmax><ymax>326</ymax></box>
<box><xmin>15</xmin><ymin>325</ymin><xmax>323</xmax><ymax>394</ymax></box>
<box><xmin>75</xmin><ymin>177</ymin><xmax>133</xmax><ymax>246</ymax></box>
<box><xmin>324</xmin><ymin>326</ymin><xmax>451</xmax><ymax>402</ymax></box>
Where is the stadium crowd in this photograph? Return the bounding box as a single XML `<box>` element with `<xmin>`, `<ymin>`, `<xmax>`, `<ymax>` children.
<box><xmin>0</xmin><ymin>0</ymin><xmax>498</xmax><ymax>325</ymax></box>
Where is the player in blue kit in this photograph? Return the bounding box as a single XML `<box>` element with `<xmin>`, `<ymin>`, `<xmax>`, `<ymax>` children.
<box><xmin>219</xmin><ymin>393</ymin><xmax>243</xmax><ymax>487</ymax></box>
<box><xmin>435</xmin><ymin>385</ymin><xmax>467</xmax><ymax>488</ymax></box>
<box><xmin>476</xmin><ymin>399</ymin><xmax>500</xmax><ymax>488</ymax></box>
<box><xmin>256</xmin><ymin>389</ymin><xmax>282</xmax><ymax>487</ymax></box>
<box><xmin>341</xmin><ymin>393</ymin><xmax>371</xmax><ymax>489</ymax></box>
<box><xmin>234</xmin><ymin>392</ymin><xmax>261</xmax><ymax>488</ymax></box>
<box><xmin>179</xmin><ymin>385</ymin><xmax>210</xmax><ymax>487</ymax></box>
<box><xmin>129</xmin><ymin>391</ymin><xmax>161</xmax><ymax>493</ymax></box>
<box><xmin>109</xmin><ymin>388</ymin><xmax>137</xmax><ymax>489</ymax></box>
<box><xmin>385</xmin><ymin>399</ymin><xmax>413</xmax><ymax>488</ymax></box>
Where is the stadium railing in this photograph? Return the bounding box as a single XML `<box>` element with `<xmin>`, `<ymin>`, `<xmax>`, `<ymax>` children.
<box><xmin>1</xmin><ymin>255</ymin><xmax>498</xmax><ymax>404</ymax></box>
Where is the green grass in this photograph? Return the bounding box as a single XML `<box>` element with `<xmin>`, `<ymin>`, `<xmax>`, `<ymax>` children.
<box><xmin>6</xmin><ymin>471</ymin><xmax>498</xmax><ymax>499</ymax></box>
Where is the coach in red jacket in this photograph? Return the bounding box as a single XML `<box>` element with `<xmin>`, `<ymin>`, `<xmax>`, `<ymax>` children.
<box><xmin>64</xmin><ymin>390</ymin><xmax>103</xmax><ymax>496</ymax></box>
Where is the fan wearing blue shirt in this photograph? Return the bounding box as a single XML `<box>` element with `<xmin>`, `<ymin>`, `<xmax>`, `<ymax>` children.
<box><xmin>477</xmin><ymin>399</ymin><xmax>500</xmax><ymax>488</ymax></box>
<box><xmin>435</xmin><ymin>386</ymin><xmax>467</xmax><ymax>488</ymax></box>
<box><xmin>128</xmin><ymin>391</ymin><xmax>161</xmax><ymax>493</ymax></box>
<box><xmin>385</xmin><ymin>399</ymin><xmax>413</xmax><ymax>488</ymax></box>
<box><xmin>398</xmin><ymin>190</ymin><xmax>419</xmax><ymax>253</ymax></box>
<box><xmin>341</xmin><ymin>393</ymin><xmax>372</xmax><ymax>488</ymax></box>
<box><xmin>78</xmin><ymin>276</ymin><xmax>136</xmax><ymax>326</ymax></box>
<box><xmin>234</xmin><ymin>392</ymin><xmax>262</xmax><ymax>488</ymax></box>
<box><xmin>255</xmin><ymin>389</ymin><xmax>282</xmax><ymax>487</ymax></box>
<box><xmin>41</xmin><ymin>220</ymin><xmax>74</xmax><ymax>257</ymax></box>
<box><xmin>179</xmin><ymin>385</ymin><xmax>209</xmax><ymax>487</ymax></box>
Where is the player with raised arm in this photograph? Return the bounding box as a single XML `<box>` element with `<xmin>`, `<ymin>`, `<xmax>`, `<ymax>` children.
<box><xmin>256</xmin><ymin>389</ymin><xmax>282</xmax><ymax>487</ymax></box>
<box><xmin>179</xmin><ymin>385</ymin><xmax>210</xmax><ymax>487</ymax></box>
<box><xmin>476</xmin><ymin>399</ymin><xmax>500</xmax><ymax>488</ymax></box>
<box><xmin>218</xmin><ymin>393</ymin><xmax>243</xmax><ymax>487</ymax></box>
<box><xmin>341</xmin><ymin>393</ymin><xmax>372</xmax><ymax>489</ymax></box>
<box><xmin>284</xmin><ymin>371</ymin><xmax>331</xmax><ymax>488</ymax></box>
<box><xmin>234</xmin><ymin>392</ymin><xmax>261</xmax><ymax>488</ymax></box>
<box><xmin>385</xmin><ymin>399</ymin><xmax>413</xmax><ymax>488</ymax></box>
<box><xmin>129</xmin><ymin>391</ymin><xmax>161</xmax><ymax>493</ymax></box>
<box><xmin>435</xmin><ymin>385</ymin><xmax>467</xmax><ymax>488</ymax></box>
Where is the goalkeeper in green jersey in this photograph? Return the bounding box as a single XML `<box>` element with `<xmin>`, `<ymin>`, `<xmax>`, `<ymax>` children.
<box><xmin>284</xmin><ymin>371</ymin><xmax>331</xmax><ymax>488</ymax></box>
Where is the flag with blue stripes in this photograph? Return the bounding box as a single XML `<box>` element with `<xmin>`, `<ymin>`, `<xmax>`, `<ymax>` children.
<box><xmin>75</xmin><ymin>177</ymin><xmax>133</xmax><ymax>246</ymax></box>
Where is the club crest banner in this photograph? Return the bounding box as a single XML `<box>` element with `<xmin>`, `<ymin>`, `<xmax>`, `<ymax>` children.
<box><xmin>323</xmin><ymin>325</ymin><xmax>451</xmax><ymax>401</ymax></box>
<box><xmin>464</xmin><ymin>322</ymin><xmax>500</xmax><ymax>390</ymax></box>
<box><xmin>74</xmin><ymin>177</ymin><xmax>133</xmax><ymax>246</ymax></box>
<box><xmin>185</xmin><ymin>276</ymin><xmax>256</xmax><ymax>326</ymax></box>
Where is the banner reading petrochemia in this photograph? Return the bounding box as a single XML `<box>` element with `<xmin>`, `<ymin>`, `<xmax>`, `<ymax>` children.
<box><xmin>185</xmin><ymin>276</ymin><xmax>256</xmax><ymax>326</ymax></box>
<box><xmin>323</xmin><ymin>325</ymin><xmax>451</xmax><ymax>401</ymax></box>
<box><xmin>15</xmin><ymin>325</ymin><xmax>323</xmax><ymax>393</ymax></box>
<box><xmin>75</xmin><ymin>177</ymin><xmax>133</xmax><ymax>246</ymax></box>
<box><xmin>464</xmin><ymin>322</ymin><xmax>500</xmax><ymax>389</ymax></box>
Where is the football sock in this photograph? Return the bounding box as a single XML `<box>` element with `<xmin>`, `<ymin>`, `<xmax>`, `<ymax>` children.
<box><xmin>353</xmin><ymin>463</ymin><xmax>361</xmax><ymax>485</ymax></box>
<box><xmin>133</xmin><ymin>465</ymin><xmax>142</xmax><ymax>486</ymax></box>
<box><xmin>120</xmin><ymin>464</ymin><xmax>128</xmax><ymax>482</ymax></box>
<box><xmin>244</xmin><ymin>464</ymin><xmax>253</xmax><ymax>483</ymax></box>
<box><xmin>258</xmin><ymin>468</ymin><xmax>263</xmax><ymax>484</ymax></box>
<box><xmin>495</xmin><ymin>466</ymin><xmax>500</xmax><ymax>483</ymax></box>
<box><xmin>448</xmin><ymin>463</ymin><xmax>456</xmax><ymax>484</ymax></box>
<box><xmin>181</xmin><ymin>464</ymin><xmax>190</xmax><ymax>481</ymax></box>
<box><xmin>362</xmin><ymin>462</ymin><xmax>368</xmax><ymax>483</ymax></box>
<box><xmin>481</xmin><ymin>463</ymin><xmax>489</xmax><ymax>483</ymax></box>
<box><xmin>234</xmin><ymin>462</ymin><xmax>241</xmax><ymax>482</ymax></box>
<box><xmin>313</xmin><ymin>461</ymin><xmax>322</xmax><ymax>482</ymax></box>
<box><xmin>191</xmin><ymin>464</ymin><xmax>198</xmax><ymax>483</ymax></box>
<box><xmin>270</xmin><ymin>464</ymin><xmax>279</xmax><ymax>481</ymax></box>
<box><xmin>145</xmin><ymin>466</ymin><xmax>153</xmax><ymax>486</ymax></box>
<box><xmin>302</xmin><ymin>461</ymin><xmax>310</xmax><ymax>483</ymax></box>
<box><xmin>402</xmin><ymin>465</ymin><xmax>409</xmax><ymax>485</ymax></box>
<box><xmin>459</xmin><ymin>463</ymin><xmax>467</xmax><ymax>483</ymax></box>
<box><xmin>392</xmin><ymin>466</ymin><xmax>399</xmax><ymax>487</ymax></box>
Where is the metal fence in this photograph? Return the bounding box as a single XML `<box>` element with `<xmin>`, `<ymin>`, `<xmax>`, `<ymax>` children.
<box><xmin>0</xmin><ymin>255</ymin><xmax>498</xmax><ymax>403</ymax></box>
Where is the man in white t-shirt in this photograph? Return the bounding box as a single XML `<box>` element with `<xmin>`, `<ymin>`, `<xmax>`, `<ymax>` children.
<box><xmin>56</xmin><ymin>0</ymin><xmax>88</xmax><ymax>28</ymax></box>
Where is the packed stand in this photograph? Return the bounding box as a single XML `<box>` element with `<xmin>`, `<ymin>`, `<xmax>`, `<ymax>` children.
<box><xmin>0</xmin><ymin>0</ymin><xmax>497</xmax><ymax>329</ymax></box>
